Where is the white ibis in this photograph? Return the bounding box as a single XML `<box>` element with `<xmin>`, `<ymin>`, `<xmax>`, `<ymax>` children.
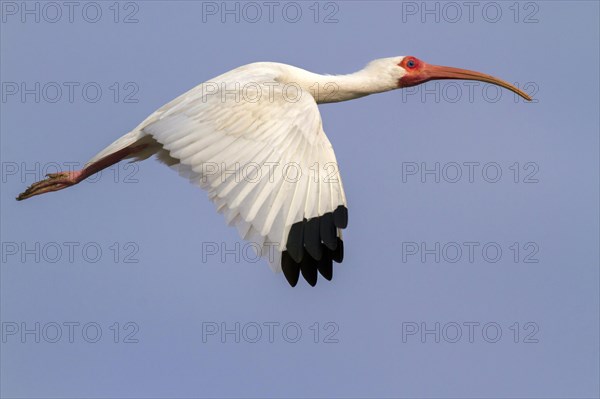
<box><xmin>17</xmin><ymin>56</ymin><xmax>531</xmax><ymax>286</ymax></box>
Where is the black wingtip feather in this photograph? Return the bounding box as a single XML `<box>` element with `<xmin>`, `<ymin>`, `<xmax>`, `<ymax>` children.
<box><xmin>282</xmin><ymin>252</ymin><xmax>300</xmax><ymax>287</ymax></box>
<box><xmin>332</xmin><ymin>238</ymin><xmax>344</xmax><ymax>263</ymax></box>
<box><xmin>320</xmin><ymin>213</ymin><xmax>337</xmax><ymax>250</ymax></box>
<box><xmin>333</xmin><ymin>206</ymin><xmax>348</xmax><ymax>229</ymax></box>
<box><xmin>299</xmin><ymin>249</ymin><xmax>318</xmax><ymax>287</ymax></box>
<box><xmin>317</xmin><ymin>247</ymin><xmax>333</xmax><ymax>281</ymax></box>
<box><xmin>303</xmin><ymin>218</ymin><xmax>322</xmax><ymax>260</ymax></box>
<box><xmin>283</xmin><ymin>207</ymin><xmax>348</xmax><ymax>286</ymax></box>
<box><xmin>286</xmin><ymin>222</ymin><xmax>305</xmax><ymax>263</ymax></box>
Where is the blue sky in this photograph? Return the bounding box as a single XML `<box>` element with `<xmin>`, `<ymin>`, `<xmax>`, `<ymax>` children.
<box><xmin>1</xmin><ymin>1</ymin><xmax>599</xmax><ymax>398</ymax></box>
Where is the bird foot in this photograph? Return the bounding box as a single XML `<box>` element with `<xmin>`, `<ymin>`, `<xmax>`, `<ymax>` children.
<box><xmin>16</xmin><ymin>171</ymin><xmax>83</xmax><ymax>201</ymax></box>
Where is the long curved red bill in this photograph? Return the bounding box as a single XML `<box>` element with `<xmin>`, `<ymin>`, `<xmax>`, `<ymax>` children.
<box><xmin>424</xmin><ymin>64</ymin><xmax>532</xmax><ymax>101</ymax></box>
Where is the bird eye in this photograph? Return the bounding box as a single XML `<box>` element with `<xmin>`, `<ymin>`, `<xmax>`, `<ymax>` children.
<box><xmin>407</xmin><ymin>59</ymin><xmax>416</xmax><ymax>68</ymax></box>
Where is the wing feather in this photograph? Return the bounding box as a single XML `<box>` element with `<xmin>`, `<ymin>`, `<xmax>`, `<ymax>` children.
<box><xmin>139</xmin><ymin>66</ymin><xmax>347</xmax><ymax>278</ymax></box>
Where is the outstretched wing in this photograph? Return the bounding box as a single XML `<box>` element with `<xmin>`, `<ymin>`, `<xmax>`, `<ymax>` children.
<box><xmin>142</xmin><ymin>68</ymin><xmax>348</xmax><ymax>286</ymax></box>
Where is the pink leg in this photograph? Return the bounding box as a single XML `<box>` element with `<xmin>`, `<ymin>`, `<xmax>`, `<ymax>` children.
<box><xmin>16</xmin><ymin>144</ymin><xmax>147</xmax><ymax>201</ymax></box>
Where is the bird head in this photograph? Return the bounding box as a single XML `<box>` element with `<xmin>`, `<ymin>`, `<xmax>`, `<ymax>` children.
<box><xmin>396</xmin><ymin>55</ymin><xmax>532</xmax><ymax>101</ymax></box>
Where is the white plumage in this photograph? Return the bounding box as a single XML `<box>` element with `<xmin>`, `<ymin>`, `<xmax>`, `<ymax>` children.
<box><xmin>87</xmin><ymin>62</ymin><xmax>348</xmax><ymax>276</ymax></box>
<box><xmin>18</xmin><ymin>57</ymin><xmax>531</xmax><ymax>286</ymax></box>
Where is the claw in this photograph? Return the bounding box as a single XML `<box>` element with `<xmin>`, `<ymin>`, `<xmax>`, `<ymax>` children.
<box><xmin>16</xmin><ymin>143</ymin><xmax>148</xmax><ymax>202</ymax></box>
<box><xmin>16</xmin><ymin>171</ymin><xmax>82</xmax><ymax>201</ymax></box>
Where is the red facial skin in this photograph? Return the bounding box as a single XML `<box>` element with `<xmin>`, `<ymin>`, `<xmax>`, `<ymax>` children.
<box><xmin>398</xmin><ymin>56</ymin><xmax>532</xmax><ymax>101</ymax></box>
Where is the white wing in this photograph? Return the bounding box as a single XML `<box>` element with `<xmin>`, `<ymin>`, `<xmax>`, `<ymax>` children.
<box><xmin>118</xmin><ymin>65</ymin><xmax>348</xmax><ymax>286</ymax></box>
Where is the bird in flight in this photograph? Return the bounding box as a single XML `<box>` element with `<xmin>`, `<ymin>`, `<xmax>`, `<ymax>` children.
<box><xmin>17</xmin><ymin>56</ymin><xmax>531</xmax><ymax>286</ymax></box>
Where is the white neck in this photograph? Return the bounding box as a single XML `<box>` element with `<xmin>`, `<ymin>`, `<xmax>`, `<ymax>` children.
<box><xmin>278</xmin><ymin>61</ymin><xmax>402</xmax><ymax>104</ymax></box>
